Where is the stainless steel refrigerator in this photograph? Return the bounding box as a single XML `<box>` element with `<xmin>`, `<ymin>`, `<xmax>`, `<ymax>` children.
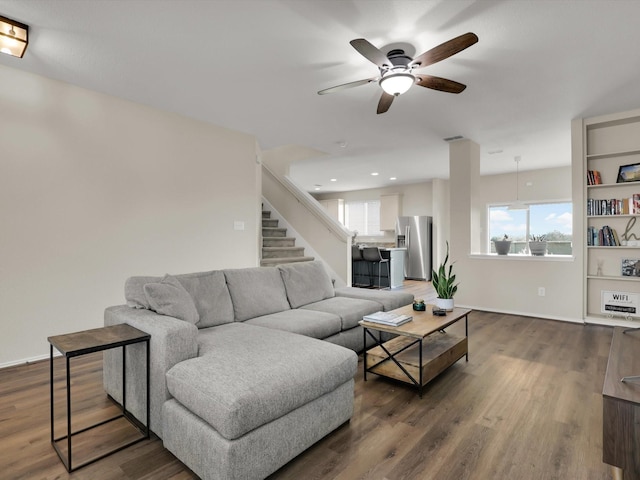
<box><xmin>396</xmin><ymin>216</ymin><xmax>432</xmax><ymax>280</ymax></box>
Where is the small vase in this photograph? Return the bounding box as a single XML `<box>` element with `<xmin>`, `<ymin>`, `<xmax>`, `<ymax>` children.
<box><xmin>435</xmin><ymin>297</ymin><xmax>454</xmax><ymax>311</ymax></box>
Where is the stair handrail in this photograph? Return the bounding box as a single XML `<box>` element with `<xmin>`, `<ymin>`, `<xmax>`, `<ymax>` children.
<box><xmin>262</xmin><ymin>164</ymin><xmax>352</xmax><ymax>243</ymax></box>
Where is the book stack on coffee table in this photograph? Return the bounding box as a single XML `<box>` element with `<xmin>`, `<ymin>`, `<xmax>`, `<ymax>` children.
<box><xmin>362</xmin><ymin>311</ymin><xmax>412</xmax><ymax>327</ymax></box>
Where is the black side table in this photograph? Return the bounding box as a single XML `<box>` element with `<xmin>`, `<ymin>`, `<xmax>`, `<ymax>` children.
<box><xmin>48</xmin><ymin>323</ymin><xmax>150</xmax><ymax>472</ymax></box>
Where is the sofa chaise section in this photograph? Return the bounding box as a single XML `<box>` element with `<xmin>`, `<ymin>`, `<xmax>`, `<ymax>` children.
<box><xmin>162</xmin><ymin>322</ymin><xmax>357</xmax><ymax>480</ymax></box>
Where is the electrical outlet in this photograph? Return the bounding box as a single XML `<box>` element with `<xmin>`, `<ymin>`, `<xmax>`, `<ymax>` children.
<box><xmin>538</xmin><ymin>287</ymin><xmax>545</xmax><ymax>297</ymax></box>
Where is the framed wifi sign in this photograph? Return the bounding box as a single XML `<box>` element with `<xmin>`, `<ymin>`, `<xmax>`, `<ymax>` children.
<box><xmin>601</xmin><ymin>291</ymin><xmax>639</xmax><ymax>317</ymax></box>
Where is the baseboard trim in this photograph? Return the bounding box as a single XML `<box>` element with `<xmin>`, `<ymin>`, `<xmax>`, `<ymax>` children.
<box><xmin>457</xmin><ymin>303</ymin><xmax>584</xmax><ymax>325</ymax></box>
<box><xmin>0</xmin><ymin>351</ymin><xmax>60</xmax><ymax>370</ymax></box>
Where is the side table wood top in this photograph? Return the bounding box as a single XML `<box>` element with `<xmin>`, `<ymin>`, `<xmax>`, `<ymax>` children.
<box><xmin>48</xmin><ymin>324</ymin><xmax>149</xmax><ymax>357</ymax></box>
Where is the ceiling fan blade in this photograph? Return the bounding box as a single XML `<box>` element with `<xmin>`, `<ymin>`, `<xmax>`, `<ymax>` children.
<box><xmin>350</xmin><ymin>38</ymin><xmax>392</xmax><ymax>69</ymax></box>
<box><xmin>415</xmin><ymin>74</ymin><xmax>467</xmax><ymax>94</ymax></box>
<box><xmin>317</xmin><ymin>78</ymin><xmax>377</xmax><ymax>95</ymax></box>
<box><xmin>377</xmin><ymin>92</ymin><xmax>395</xmax><ymax>114</ymax></box>
<box><xmin>409</xmin><ymin>32</ymin><xmax>478</xmax><ymax>69</ymax></box>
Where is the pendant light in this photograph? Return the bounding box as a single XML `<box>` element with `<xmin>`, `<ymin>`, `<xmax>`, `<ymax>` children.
<box><xmin>508</xmin><ymin>156</ymin><xmax>529</xmax><ymax>211</ymax></box>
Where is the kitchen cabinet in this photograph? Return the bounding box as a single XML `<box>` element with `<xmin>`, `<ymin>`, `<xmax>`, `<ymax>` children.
<box><xmin>380</xmin><ymin>194</ymin><xmax>401</xmax><ymax>231</ymax></box>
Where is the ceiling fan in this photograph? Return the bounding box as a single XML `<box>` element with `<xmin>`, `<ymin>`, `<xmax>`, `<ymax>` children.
<box><xmin>318</xmin><ymin>32</ymin><xmax>478</xmax><ymax>114</ymax></box>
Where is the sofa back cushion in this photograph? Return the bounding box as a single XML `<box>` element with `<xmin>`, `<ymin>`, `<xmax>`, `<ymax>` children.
<box><xmin>224</xmin><ymin>267</ymin><xmax>291</xmax><ymax>321</ymax></box>
<box><xmin>143</xmin><ymin>274</ymin><xmax>200</xmax><ymax>324</ymax></box>
<box><xmin>125</xmin><ymin>270</ymin><xmax>234</xmax><ymax>328</ymax></box>
<box><xmin>278</xmin><ymin>261</ymin><xmax>335</xmax><ymax>308</ymax></box>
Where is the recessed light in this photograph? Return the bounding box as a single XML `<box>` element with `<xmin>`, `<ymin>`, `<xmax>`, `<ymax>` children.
<box><xmin>390</xmin><ymin>177</ymin><xmax>397</xmax><ymax>180</ymax></box>
<box><xmin>371</xmin><ymin>172</ymin><xmax>379</xmax><ymax>176</ymax></box>
<box><xmin>314</xmin><ymin>187</ymin><xmax>321</xmax><ymax>191</ymax></box>
<box><xmin>330</xmin><ymin>178</ymin><xmax>337</xmax><ymax>182</ymax></box>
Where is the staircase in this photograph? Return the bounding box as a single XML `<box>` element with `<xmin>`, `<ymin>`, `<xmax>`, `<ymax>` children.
<box><xmin>261</xmin><ymin>209</ymin><xmax>314</xmax><ymax>266</ymax></box>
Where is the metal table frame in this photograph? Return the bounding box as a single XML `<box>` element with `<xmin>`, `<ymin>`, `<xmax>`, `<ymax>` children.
<box><xmin>49</xmin><ymin>326</ymin><xmax>150</xmax><ymax>472</ymax></box>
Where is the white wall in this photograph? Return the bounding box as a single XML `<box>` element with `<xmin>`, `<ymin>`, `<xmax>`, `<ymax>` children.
<box><xmin>0</xmin><ymin>65</ymin><xmax>260</xmax><ymax>366</ymax></box>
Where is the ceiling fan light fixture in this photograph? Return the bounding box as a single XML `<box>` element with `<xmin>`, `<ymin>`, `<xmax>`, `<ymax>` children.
<box><xmin>379</xmin><ymin>72</ymin><xmax>414</xmax><ymax>96</ymax></box>
<box><xmin>0</xmin><ymin>15</ymin><xmax>28</xmax><ymax>58</ymax></box>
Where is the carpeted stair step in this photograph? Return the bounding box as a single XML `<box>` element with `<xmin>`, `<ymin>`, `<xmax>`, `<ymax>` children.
<box><xmin>262</xmin><ymin>227</ymin><xmax>287</xmax><ymax>237</ymax></box>
<box><xmin>262</xmin><ymin>246</ymin><xmax>305</xmax><ymax>259</ymax></box>
<box><xmin>262</xmin><ymin>219</ymin><xmax>279</xmax><ymax>228</ymax></box>
<box><xmin>262</xmin><ymin>210</ymin><xmax>271</xmax><ymax>219</ymax></box>
<box><xmin>260</xmin><ymin>256</ymin><xmax>315</xmax><ymax>267</ymax></box>
<box><xmin>263</xmin><ymin>237</ymin><xmax>296</xmax><ymax>247</ymax></box>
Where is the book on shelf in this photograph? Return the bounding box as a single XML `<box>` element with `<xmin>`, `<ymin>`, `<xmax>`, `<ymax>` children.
<box><xmin>362</xmin><ymin>311</ymin><xmax>413</xmax><ymax>326</ymax></box>
<box><xmin>587</xmin><ymin>225</ymin><xmax>621</xmax><ymax>246</ymax></box>
<box><xmin>586</xmin><ymin>195</ymin><xmax>640</xmax><ymax>215</ymax></box>
<box><xmin>587</xmin><ymin>170</ymin><xmax>602</xmax><ymax>185</ymax></box>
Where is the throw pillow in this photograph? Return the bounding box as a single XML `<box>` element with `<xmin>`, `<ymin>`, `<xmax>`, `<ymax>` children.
<box><xmin>144</xmin><ymin>274</ymin><xmax>200</xmax><ymax>324</ymax></box>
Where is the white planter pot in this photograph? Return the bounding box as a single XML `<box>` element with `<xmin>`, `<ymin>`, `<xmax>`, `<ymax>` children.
<box><xmin>435</xmin><ymin>297</ymin><xmax>454</xmax><ymax>311</ymax></box>
<box><xmin>494</xmin><ymin>240</ymin><xmax>511</xmax><ymax>255</ymax></box>
<box><xmin>529</xmin><ymin>241</ymin><xmax>547</xmax><ymax>256</ymax></box>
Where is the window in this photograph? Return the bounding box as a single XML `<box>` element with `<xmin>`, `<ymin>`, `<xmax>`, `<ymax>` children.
<box><xmin>488</xmin><ymin>202</ymin><xmax>573</xmax><ymax>255</ymax></box>
<box><xmin>344</xmin><ymin>200</ymin><xmax>383</xmax><ymax>236</ymax></box>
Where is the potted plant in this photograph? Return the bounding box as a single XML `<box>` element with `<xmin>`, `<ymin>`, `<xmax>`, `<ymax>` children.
<box><xmin>431</xmin><ymin>241</ymin><xmax>458</xmax><ymax>311</ymax></box>
<box><xmin>493</xmin><ymin>234</ymin><xmax>512</xmax><ymax>255</ymax></box>
<box><xmin>529</xmin><ymin>234</ymin><xmax>547</xmax><ymax>256</ymax></box>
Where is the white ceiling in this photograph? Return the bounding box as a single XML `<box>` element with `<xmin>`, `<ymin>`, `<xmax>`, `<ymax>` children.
<box><xmin>2</xmin><ymin>0</ymin><xmax>640</xmax><ymax>193</ymax></box>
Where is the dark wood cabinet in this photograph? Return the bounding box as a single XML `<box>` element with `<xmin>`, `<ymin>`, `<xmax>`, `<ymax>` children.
<box><xmin>603</xmin><ymin>327</ymin><xmax>640</xmax><ymax>479</ymax></box>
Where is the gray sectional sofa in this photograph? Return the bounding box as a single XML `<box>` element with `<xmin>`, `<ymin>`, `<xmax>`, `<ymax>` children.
<box><xmin>103</xmin><ymin>260</ymin><xmax>413</xmax><ymax>480</ymax></box>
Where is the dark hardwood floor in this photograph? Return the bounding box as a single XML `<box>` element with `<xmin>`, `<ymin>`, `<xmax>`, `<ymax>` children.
<box><xmin>0</xmin><ymin>281</ymin><xmax>614</xmax><ymax>479</ymax></box>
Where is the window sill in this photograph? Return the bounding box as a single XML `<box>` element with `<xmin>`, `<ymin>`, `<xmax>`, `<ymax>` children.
<box><xmin>469</xmin><ymin>254</ymin><xmax>575</xmax><ymax>262</ymax></box>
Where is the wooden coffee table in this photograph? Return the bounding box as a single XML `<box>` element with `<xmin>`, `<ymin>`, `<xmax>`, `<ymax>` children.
<box><xmin>359</xmin><ymin>304</ymin><xmax>471</xmax><ymax>396</ymax></box>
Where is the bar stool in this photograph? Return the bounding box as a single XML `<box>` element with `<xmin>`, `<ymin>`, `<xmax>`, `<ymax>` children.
<box><xmin>352</xmin><ymin>245</ymin><xmax>366</xmax><ymax>287</ymax></box>
<box><xmin>362</xmin><ymin>247</ymin><xmax>390</xmax><ymax>290</ymax></box>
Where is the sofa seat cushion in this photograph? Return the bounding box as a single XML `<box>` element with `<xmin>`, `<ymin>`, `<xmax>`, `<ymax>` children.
<box><xmin>224</xmin><ymin>267</ymin><xmax>291</xmax><ymax>321</ymax></box>
<box><xmin>166</xmin><ymin>322</ymin><xmax>357</xmax><ymax>441</ymax></box>
<box><xmin>277</xmin><ymin>261</ymin><xmax>335</xmax><ymax>308</ymax></box>
<box><xmin>334</xmin><ymin>287</ymin><xmax>414</xmax><ymax>311</ymax></box>
<box><xmin>125</xmin><ymin>270</ymin><xmax>234</xmax><ymax>328</ymax></box>
<box><xmin>245</xmin><ymin>309</ymin><xmax>341</xmax><ymax>339</ymax></box>
<box><xmin>300</xmin><ymin>296</ymin><xmax>381</xmax><ymax>330</ymax></box>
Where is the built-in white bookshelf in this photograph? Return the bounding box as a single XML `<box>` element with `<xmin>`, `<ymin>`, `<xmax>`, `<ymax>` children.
<box><xmin>582</xmin><ymin>110</ymin><xmax>640</xmax><ymax>325</ymax></box>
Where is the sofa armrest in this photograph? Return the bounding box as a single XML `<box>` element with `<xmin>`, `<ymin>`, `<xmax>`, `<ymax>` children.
<box><xmin>103</xmin><ymin>305</ymin><xmax>198</xmax><ymax>438</ymax></box>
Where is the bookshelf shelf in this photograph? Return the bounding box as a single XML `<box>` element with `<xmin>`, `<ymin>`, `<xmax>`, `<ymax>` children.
<box><xmin>587</xmin><ymin>214</ymin><xmax>640</xmax><ymax>218</ymax></box>
<box><xmin>586</xmin><ymin>182</ymin><xmax>640</xmax><ymax>189</ymax></box>
<box><xmin>587</xmin><ymin>245</ymin><xmax>640</xmax><ymax>249</ymax></box>
<box><xmin>587</xmin><ymin>275</ymin><xmax>640</xmax><ymax>282</ymax></box>
<box><xmin>585</xmin><ymin>148</ymin><xmax>640</xmax><ymax>160</ymax></box>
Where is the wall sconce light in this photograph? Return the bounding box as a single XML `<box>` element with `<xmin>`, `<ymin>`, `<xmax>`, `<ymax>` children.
<box><xmin>0</xmin><ymin>15</ymin><xmax>29</xmax><ymax>58</ymax></box>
